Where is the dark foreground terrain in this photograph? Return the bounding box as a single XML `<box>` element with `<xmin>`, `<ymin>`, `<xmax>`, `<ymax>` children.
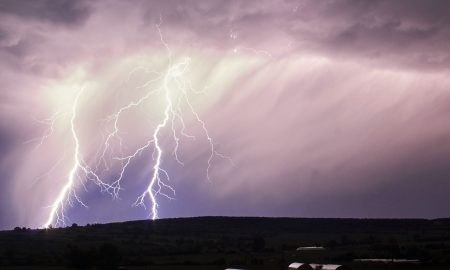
<box><xmin>1</xmin><ymin>217</ymin><xmax>450</xmax><ymax>269</ymax></box>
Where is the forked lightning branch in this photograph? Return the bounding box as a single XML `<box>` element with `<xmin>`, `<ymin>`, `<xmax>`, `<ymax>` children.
<box><xmin>40</xmin><ymin>23</ymin><xmax>231</xmax><ymax>228</ymax></box>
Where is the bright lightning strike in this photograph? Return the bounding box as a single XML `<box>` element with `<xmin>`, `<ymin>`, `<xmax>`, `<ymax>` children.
<box><xmin>44</xmin><ymin>88</ymin><xmax>85</xmax><ymax>228</ymax></box>
<box><xmin>43</xmin><ymin>87</ymin><xmax>117</xmax><ymax>228</ymax></box>
<box><xmin>41</xmin><ymin>21</ymin><xmax>232</xmax><ymax>228</ymax></box>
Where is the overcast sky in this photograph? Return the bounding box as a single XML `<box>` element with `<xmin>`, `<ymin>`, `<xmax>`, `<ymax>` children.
<box><xmin>1</xmin><ymin>0</ymin><xmax>450</xmax><ymax>229</ymax></box>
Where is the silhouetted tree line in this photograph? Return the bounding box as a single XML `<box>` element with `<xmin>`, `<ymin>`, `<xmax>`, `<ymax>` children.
<box><xmin>13</xmin><ymin>227</ymin><xmax>30</xmax><ymax>232</ymax></box>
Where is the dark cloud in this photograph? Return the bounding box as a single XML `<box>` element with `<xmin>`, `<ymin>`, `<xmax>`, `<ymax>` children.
<box><xmin>0</xmin><ymin>0</ymin><xmax>92</xmax><ymax>77</ymax></box>
<box><xmin>287</xmin><ymin>0</ymin><xmax>450</xmax><ymax>70</ymax></box>
<box><xmin>133</xmin><ymin>0</ymin><xmax>450</xmax><ymax>70</ymax></box>
<box><xmin>0</xmin><ymin>32</ymin><xmax>31</xmax><ymax>58</ymax></box>
<box><xmin>0</xmin><ymin>0</ymin><xmax>91</xmax><ymax>26</ymax></box>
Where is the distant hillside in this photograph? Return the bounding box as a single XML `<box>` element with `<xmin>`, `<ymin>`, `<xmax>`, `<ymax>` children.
<box><xmin>1</xmin><ymin>217</ymin><xmax>450</xmax><ymax>269</ymax></box>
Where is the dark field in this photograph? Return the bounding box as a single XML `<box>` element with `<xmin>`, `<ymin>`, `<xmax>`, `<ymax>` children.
<box><xmin>1</xmin><ymin>217</ymin><xmax>450</xmax><ymax>269</ymax></box>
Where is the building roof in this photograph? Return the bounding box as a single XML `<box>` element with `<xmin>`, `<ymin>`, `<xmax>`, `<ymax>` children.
<box><xmin>288</xmin><ymin>262</ymin><xmax>314</xmax><ymax>269</ymax></box>
<box><xmin>321</xmin><ymin>264</ymin><xmax>343</xmax><ymax>270</ymax></box>
<box><xmin>289</xmin><ymin>262</ymin><xmax>344</xmax><ymax>270</ymax></box>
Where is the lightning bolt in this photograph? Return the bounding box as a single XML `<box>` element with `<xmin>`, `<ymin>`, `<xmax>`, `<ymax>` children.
<box><xmin>133</xmin><ymin>58</ymin><xmax>189</xmax><ymax>220</ymax></box>
<box><xmin>43</xmin><ymin>87</ymin><xmax>116</xmax><ymax>228</ymax></box>
<box><xmin>44</xmin><ymin>88</ymin><xmax>85</xmax><ymax>228</ymax></box>
<box><xmin>41</xmin><ymin>20</ymin><xmax>232</xmax><ymax>227</ymax></box>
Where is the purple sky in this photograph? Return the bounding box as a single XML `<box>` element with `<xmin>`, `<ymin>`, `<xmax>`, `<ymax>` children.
<box><xmin>1</xmin><ymin>0</ymin><xmax>450</xmax><ymax>229</ymax></box>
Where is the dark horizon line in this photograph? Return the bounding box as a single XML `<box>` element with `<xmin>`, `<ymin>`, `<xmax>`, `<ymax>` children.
<box><xmin>3</xmin><ymin>215</ymin><xmax>450</xmax><ymax>232</ymax></box>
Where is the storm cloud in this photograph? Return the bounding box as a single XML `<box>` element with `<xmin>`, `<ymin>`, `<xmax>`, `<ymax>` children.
<box><xmin>1</xmin><ymin>0</ymin><xmax>450</xmax><ymax>229</ymax></box>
